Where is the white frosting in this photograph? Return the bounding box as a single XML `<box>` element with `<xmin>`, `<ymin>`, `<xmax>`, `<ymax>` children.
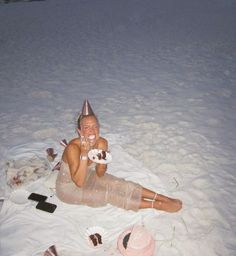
<box><xmin>118</xmin><ymin>226</ymin><xmax>155</xmax><ymax>256</ymax></box>
<box><xmin>88</xmin><ymin>135</ymin><xmax>95</xmax><ymax>140</ymax></box>
<box><xmin>128</xmin><ymin>226</ymin><xmax>151</xmax><ymax>250</ymax></box>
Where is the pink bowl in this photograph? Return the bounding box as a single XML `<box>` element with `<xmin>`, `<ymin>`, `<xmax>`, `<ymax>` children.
<box><xmin>117</xmin><ymin>225</ymin><xmax>155</xmax><ymax>256</ymax></box>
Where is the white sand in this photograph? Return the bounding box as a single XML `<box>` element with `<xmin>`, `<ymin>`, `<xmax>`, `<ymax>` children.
<box><xmin>0</xmin><ymin>0</ymin><xmax>235</xmax><ymax>255</ymax></box>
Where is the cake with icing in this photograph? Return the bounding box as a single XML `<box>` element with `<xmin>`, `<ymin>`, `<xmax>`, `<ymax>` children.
<box><xmin>117</xmin><ymin>225</ymin><xmax>155</xmax><ymax>256</ymax></box>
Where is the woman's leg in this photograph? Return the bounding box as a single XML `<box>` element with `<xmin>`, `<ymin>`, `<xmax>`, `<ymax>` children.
<box><xmin>141</xmin><ymin>187</ymin><xmax>156</xmax><ymax>200</ymax></box>
<box><xmin>139</xmin><ymin>198</ymin><xmax>182</xmax><ymax>212</ymax></box>
<box><xmin>140</xmin><ymin>187</ymin><xmax>182</xmax><ymax>212</ymax></box>
<box><xmin>141</xmin><ymin>187</ymin><xmax>180</xmax><ymax>202</ymax></box>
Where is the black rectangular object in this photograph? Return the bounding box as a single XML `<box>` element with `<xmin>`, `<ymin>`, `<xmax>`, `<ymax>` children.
<box><xmin>28</xmin><ymin>193</ymin><xmax>47</xmax><ymax>202</ymax></box>
<box><xmin>36</xmin><ymin>201</ymin><xmax>57</xmax><ymax>213</ymax></box>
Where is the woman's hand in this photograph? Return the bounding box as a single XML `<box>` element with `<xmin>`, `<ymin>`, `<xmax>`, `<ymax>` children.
<box><xmin>80</xmin><ymin>136</ymin><xmax>90</xmax><ymax>156</ymax></box>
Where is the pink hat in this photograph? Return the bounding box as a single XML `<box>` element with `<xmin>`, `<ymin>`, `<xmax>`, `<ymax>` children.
<box><xmin>117</xmin><ymin>225</ymin><xmax>155</xmax><ymax>256</ymax></box>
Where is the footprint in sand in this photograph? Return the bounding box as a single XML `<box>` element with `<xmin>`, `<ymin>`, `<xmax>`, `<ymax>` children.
<box><xmin>192</xmin><ymin>177</ymin><xmax>211</xmax><ymax>190</ymax></box>
<box><xmin>157</xmin><ymin>244</ymin><xmax>182</xmax><ymax>256</ymax></box>
<box><xmin>181</xmin><ymin>207</ymin><xmax>215</xmax><ymax>240</ymax></box>
<box><xmin>33</xmin><ymin>128</ymin><xmax>59</xmax><ymax>139</ymax></box>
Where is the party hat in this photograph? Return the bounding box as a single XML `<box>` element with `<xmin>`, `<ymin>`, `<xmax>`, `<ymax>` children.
<box><xmin>81</xmin><ymin>99</ymin><xmax>95</xmax><ymax>116</ymax></box>
<box><xmin>44</xmin><ymin>245</ymin><xmax>58</xmax><ymax>256</ymax></box>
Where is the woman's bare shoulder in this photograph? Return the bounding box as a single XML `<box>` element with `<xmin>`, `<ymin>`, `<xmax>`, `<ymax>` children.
<box><xmin>97</xmin><ymin>136</ymin><xmax>108</xmax><ymax>149</ymax></box>
<box><xmin>69</xmin><ymin>137</ymin><xmax>80</xmax><ymax>145</ymax></box>
<box><xmin>98</xmin><ymin>136</ymin><xmax>108</xmax><ymax>143</ymax></box>
<box><xmin>62</xmin><ymin>138</ymin><xmax>80</xmax><ymax>161</ymax></box>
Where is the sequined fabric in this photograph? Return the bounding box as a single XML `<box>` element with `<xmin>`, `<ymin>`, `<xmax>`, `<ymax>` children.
<box><xmin>56</xmin><ymin>160</ymin><xmax>142</xmax><ymax>211</ymax></box>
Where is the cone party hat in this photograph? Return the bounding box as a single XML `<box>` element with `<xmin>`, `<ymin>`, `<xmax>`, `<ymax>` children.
<box><xmin>81</xmin><ymin>99</ymin><xmax>95</xmax><ymax>116</ymax></box>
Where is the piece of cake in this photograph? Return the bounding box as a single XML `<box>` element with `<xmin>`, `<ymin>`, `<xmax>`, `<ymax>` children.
<box><xmin>89</xmin><ymin>234</ymin><xmax>98</xmax><ymax>246</ymax></box>
<box><xmin>97</xmin><ymin>150</ymin><xmax>107</xmax><ymax>160</ymax></box>
<box><xmin>95</xmin><ymin>233</ymin><xmax>102</xmax><ymax>244</ymax></box>
<box><xmin>85</xmin><ymin>226</ymin><xmax>107</xmax><ymax>248</ymax></box>
<box><xmin>89</xmin><ymin>233</ymin><xmax>103</xmax><ymax>247</ymax></box>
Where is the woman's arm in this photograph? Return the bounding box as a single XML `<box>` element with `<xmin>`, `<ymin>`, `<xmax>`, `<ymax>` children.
<box><xmin>96</xmin><ymin>138</ymin><xmax>108</xmax><ymax>177</ymax></box>
<box><xmin>65</xmin><ymin>142</ymin><xmax>88</xmax><ymax>187</ymax></box>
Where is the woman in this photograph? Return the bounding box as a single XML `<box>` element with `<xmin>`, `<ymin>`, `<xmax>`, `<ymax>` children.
<box><xmin>56</xmin><ymin>100</ymin><xmax>182</xmax><ymax>212</ymax></box>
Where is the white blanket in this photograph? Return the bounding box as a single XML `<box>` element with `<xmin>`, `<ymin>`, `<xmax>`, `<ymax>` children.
<box><xmin>0</xmin><ymin>140</ymin><xmax>167</xmax><ymax>256</ymax></box>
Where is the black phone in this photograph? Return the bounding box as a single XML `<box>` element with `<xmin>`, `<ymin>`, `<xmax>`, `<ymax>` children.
<box><xmin>28</xmin><ymin>193</ymin><xmax>47</xmax><ymax>202</ymax></box>
<box><xmin>36</xmin><ymin>201</ymin><xmax>57</xmax><ymax>213</ymax></box>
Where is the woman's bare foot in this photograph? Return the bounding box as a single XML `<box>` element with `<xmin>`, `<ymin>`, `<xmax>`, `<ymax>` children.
<box><xmin>153</xmin><ymin>198</ymin><xmax>182</xmax><ymax>212</ymax></box>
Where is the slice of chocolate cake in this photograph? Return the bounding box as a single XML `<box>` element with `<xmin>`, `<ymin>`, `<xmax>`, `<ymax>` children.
<box><xmin>89</xmin><ymin>233</ymin><xmax>103</xmax><ymax>247</ymax></box>
<box><xmin>89</xmin><ymin>234</ymin><xmax>98</xmax><ymax>246</ymax></box>
<box><xmin>96</xmin><ymin>151</ymin><xmax>107</xmax><ymax>160</ymax></box>
<box><xmin>95</xmin><ymin>233</ymin><xmax>102</xmax><ymax>244</ymax></box>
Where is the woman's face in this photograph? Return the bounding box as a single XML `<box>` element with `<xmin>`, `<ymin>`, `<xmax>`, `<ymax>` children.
<box><xmin>79</xmin><ymin>116</ymin><xmax>99</xmax><ymax>146</ymax></box>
